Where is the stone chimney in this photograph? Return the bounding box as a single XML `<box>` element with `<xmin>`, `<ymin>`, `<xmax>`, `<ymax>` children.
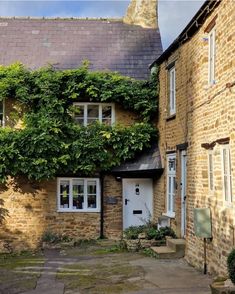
<box><xmin>123</xmin><ymin>0</ymin><xmax>158</xmax><ymax>29</ymax></box>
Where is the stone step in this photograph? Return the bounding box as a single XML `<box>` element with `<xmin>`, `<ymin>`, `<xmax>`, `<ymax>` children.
<box><xmin>150</xmin><ymin>246</ymin><xmax>181</xmax><ymax>259</ymax></box>
<box><xmin>166</xmin><ymin>238</ymin><xmax>186</xmax><ymax>253</ymax></box>
<box><xmin>150</xmin><ymin>238</ymin><xmax>186</xmax><ymax>259</ymax></box>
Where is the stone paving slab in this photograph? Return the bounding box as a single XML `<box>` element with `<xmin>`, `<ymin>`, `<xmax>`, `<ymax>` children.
<box><xmin>13</xmin><ymin>244</ymin><xmax>212</xmax><ymax>294</ymax></box>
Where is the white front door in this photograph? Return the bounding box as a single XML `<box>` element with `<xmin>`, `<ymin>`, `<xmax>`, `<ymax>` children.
<box><xmin>180</xmin><ymin>151</ymin><xmax>187</xmax><ymax>238</ymax></box>
<box><xmin>123</xmin><ymin>178</ymin><xmax>153</xmax><ymax>229</ymax></box>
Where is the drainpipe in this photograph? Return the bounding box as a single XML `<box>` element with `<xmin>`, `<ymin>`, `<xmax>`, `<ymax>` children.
<box><xmin>100</xmin><ymin>172</ymin><xmax>104</xmax><ymax>239</ymax></box>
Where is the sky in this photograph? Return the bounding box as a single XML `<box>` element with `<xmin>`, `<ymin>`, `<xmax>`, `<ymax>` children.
<box><xmin>0</xmin><ymin>0</ymin><xmax>204</xmax><ymax>49</ymax></box>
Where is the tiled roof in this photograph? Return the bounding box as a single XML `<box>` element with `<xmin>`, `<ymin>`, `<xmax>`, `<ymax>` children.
<box><xmin>0</xmin><ymin>18</ymin><xmax>162</xmax><ymax>79</ymax></box>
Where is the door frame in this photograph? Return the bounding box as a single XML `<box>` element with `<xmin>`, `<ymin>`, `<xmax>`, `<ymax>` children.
<box><xmin>180</xmin><ymin>150</ymin><xmax>187</xmax><ymax>238</ymax></box>
<box><xmin>122</xmin><ymin>178</ymin><xmax>153</xmax><ymax>230</ymax></box>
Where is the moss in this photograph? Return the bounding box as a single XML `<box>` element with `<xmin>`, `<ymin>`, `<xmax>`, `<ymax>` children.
<box><xmin>0</xmin><ymin>252</ymin><xmax>44</xmax><ymax>293</ymax></box>
<box><xmin>57</xmin><ymin>261</ymin><xmax>143</xmax><ymax>293</ymax></box>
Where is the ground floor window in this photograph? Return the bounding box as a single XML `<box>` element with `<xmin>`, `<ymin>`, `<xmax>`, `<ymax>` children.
<box><xmin>166</xmin><ymin>153</ymin><xmax>176</xmax><ymax>217</ymax></box>
<box><xmin>221</xmin><ymin>145</ymin><xmax>233</xmax><ymax>204</ymax></box>
<box><xmin>57</xmin><ymin>178</ymin><xmax>100</xmax><ymax>212</ymax></box>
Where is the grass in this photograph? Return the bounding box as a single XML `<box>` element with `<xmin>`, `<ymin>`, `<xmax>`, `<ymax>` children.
<box><xmin>0</xmin><ymin>251</ymin><xmax>44</xmax><ymax>293</ymax></box>
<box><xmin>57</xmin><ymin>262</ymin><xmax>142</xmax><ymax>293</ymax></box>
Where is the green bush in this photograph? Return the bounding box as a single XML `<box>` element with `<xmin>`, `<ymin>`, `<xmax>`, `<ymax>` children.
<box><xmin>227</xmin><ymin>248</ymin><xmax>235</xmax><ymax>284</ymax></box>
<box><xmin>124</xmin><ymin>225</ymin><xmax>176</xmax><ymax>241</ymax></box>
<box><xmin>123</xmin><ymin>226</ymin><xmax>145</xmax><ymax>240</ymax></box>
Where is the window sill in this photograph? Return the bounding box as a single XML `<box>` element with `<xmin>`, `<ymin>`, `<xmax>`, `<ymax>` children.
<box><xmin>162</xmin><ymin>212</ymin><xmax>175</xmax><ymax>219</ymax></box>
<box><xmin>166</xmin><ymin>114</ymin><xmax>176</xmax><ymax>121</ymax></box>
<box><xmin>57</xmin><ymin>209</ymin><xmax>100</xmax><ymax>213</ymax></box>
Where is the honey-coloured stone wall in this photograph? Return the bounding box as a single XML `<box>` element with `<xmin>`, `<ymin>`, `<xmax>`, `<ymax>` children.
<box><xmin>156</xmin><ymin>0</ymin><xmax>235</xmax><ymax>275</ymax></box>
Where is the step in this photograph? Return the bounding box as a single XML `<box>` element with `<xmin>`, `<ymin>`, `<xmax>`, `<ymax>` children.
<box><xmin>150</xmin><ymin>246</ymin><xmax>178</xmax><ymax>259</ymax></box>
<box><xmin>167</xmin><ymin>238</ymin><xmax>186</xmax><ymax>253</ymax></box>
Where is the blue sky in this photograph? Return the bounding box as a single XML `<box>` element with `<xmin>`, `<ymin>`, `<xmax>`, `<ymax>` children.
<box><xmin>0</xmin><ymin>0</ymin><xmax>204</xmax><ymax>49</ymax></box>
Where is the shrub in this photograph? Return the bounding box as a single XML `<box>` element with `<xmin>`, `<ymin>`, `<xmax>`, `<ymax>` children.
<box><xmin>123</xmin><ymin>225</ymin><xmax>145</xmax><ymax>240</ymax></box>
<box><xmin>227</xmin><ymin>248</ymin><xmax>235</xmax><ymax>284</ymax></box>
<box><xmin>158</xmin><ymin>227</ymin><xmax>177</xmax><ymax>239</ymax></box>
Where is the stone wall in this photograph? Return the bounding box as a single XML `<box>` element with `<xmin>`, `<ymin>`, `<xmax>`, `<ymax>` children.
<box><xmin>0</xmin><ymin>102</ymin><xmax>137</xmax><ymax>252</ymax></box>
<box><xmin>156</xmin><ymin>1</ymin><xmax>235</xmax><ymax>275</ymax></box>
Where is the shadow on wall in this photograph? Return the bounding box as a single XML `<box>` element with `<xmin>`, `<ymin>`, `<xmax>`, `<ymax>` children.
<box><xmin>0</xmin><ymin>177</ymin><xmax>50</xmax><ymax>253</ymax></box>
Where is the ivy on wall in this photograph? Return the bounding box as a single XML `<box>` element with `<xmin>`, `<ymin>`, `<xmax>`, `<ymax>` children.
<box><xmin>0</xmin><ymin>63</ymin><xmax>159</xmax><ymax>181</ymax></box>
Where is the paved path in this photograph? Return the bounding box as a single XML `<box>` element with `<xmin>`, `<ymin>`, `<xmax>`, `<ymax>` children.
<box><xmin>22</xmin><ymin>248</ymin><xmax>211</xmax><ymax>294</ymax></box>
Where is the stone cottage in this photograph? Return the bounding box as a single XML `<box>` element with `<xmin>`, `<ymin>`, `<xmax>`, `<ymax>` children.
<box><xmin>152</xmin><ymin>0</ymin><xmax>235</xmax><ymax>275</ymax></box>
<box><xmin>0</xmin><ymin>0</ymin><xmax>163</xmax><ymax>251</ymax></box>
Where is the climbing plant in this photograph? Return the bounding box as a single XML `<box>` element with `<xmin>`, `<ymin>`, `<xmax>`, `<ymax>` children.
<box><xmin>0</xmin><ymin>63</ymin><xmax>159</xmax><ymax>182</ymax></box>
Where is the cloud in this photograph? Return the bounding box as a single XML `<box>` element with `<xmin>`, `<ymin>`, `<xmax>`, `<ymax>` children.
<box><xmin>158</xmin><ymin>0</ymin><xmax>204</xmax><ymax>49</ymax></box>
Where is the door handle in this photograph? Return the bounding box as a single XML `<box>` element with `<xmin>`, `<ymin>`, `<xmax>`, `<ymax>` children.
<box><xmin>125</xmin><ymin>199</ymin><xmax>130</xmax><ymax>205</ymax></box>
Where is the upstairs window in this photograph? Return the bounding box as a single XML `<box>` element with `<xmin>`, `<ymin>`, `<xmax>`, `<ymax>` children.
<box><xmin>73</xmin><ymin>103</ymin><xmax>115</xmax><ymax>126</ymax></box>
<box><xmin>58</xmin><ymin>178</ymin><xmax>100</xmax><ymax>212</ymax></box>
<box><xmin>169</xmin><ymin>67</ymin><xmax>176</xmax><ymax>115</ymax></box>
<box><xmin>221</xmin><ymin>145</ymin><xmax>233</xmax><ymax>204</ymax></box>
<box><xmin>0</xmin><ymin>100</ymin><xmax>5</xmax><ymax>127</ymax></box>
<box><xmin>208</xmin><ymin>150</ymin><xmax>214</xmax><ymax>191</ymax></box>
<box><xmin>208</xmin><ymin>28</ymin><xmax>216</xmax><ymax>85</ymax></box>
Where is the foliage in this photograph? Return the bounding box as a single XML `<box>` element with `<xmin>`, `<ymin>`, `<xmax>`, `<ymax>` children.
<box><xmin>41</xmin><ymin>231</ymin><xmax>71</xmax><ymax>244</ymax></box>
<box><xmin>0</xmin><ymin>63</ymin><xmax>159</xmax><ymax>182</ymax></box>
<box><xmin>123</xmin><ymin>225</ymin><xmax>176</xmax><ymax>241</ymax></box>
<box><xmin>123</xmin><ymin>226</ymin><xmax>146</xmax><ymax>240</ymax></box>
<box><xmin>227</xmin><ymin>248</ymin><xmax>235</xmax><ymax>284</ymax></box>
<box><xmin>142</xmin><ymin>248</ymin><xmax>158</xmax><ymax>258</ymax></box>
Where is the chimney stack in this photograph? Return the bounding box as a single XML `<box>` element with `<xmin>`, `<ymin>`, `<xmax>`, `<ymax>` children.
<box><xmin>123</xmin><ymin>0</ymin><xmax>158</xmax><ymax>29</ymax></box>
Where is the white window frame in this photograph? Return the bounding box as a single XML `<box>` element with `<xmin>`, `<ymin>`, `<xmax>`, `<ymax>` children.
<box><xmin>208</xmin><ymin>28</ymin><xmax>216</xmax><ymax>85</ymax></box>
<box><xmin>0</xmin><ymin>99</ymin><xmax>5</xmax><ymax>127</ymax></box>
<box><xmin>208</xmin><ymin>150</ymin><xmax>214</xmax><ymax>191</ymax></box>
<box><xmin>73</xmin><ymin>102</ymin><xmax>115</xmax><ymax>126</ymax></box>
<box><xmin>169</xmin><ymin>67</ymin><xmax>176</xmax><ymax>115</ymax></box>
<box><xmin>57</xmin><ymin>178</ymin><xmax>100</xmax><ymax>213</ymax></box>
<box><xmin>221</xmin><ymin>145</ymin><xmax>233</xmax><ymax>204</ymax></box>
<box><xmin>166</xmin><ymin>153</ymin><xmax>176</xmax><ymax>217</ymax></box>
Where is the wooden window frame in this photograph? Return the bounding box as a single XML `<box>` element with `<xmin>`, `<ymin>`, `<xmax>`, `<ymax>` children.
<box><xmin>73</xmin><ymin>102</ymin><xmax>115</xmax><ymax>126</ymax></box>
<box><xmin>57</xmin><ymin>178</ymin><xmax>101</xmax><ymax>213</ymax></box>
<box><xmin>208</xmin><ymin>150</ymin><xmax>214</xmax><ymax>191</ymax></box>
<box><xmin>169</xmin><ymin>66</ymin><xmax>176</xmax><ymax>116</ymax></box>
<box><xmin>166</xmin><ymin>153</ymin><xmax>176</xmax><ymax>218</ymax></box>
<box><xmin>221</xmin><ymin>145</ymin><xmax>233</xmax><ymax>204</ymax></box>
<box><xmin>208</xmin><ymin>27</ymin><xmax>216</xmax><ymax>85</ymax></box>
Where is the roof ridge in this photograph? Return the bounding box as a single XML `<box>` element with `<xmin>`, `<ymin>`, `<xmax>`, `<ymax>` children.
<box><xmin>0</xmin><ymin>16</ymin><xmax>123</xmax><ymax>21</ymax></box>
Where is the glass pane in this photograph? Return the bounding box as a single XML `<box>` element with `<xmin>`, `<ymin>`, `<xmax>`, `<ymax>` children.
<box><xmin>60</xmin><ymin>180</ymin><xmax>69</xmax><ymax>208</ymax></box>
<box><xmin>87</xmin><ymin>181</ymin><xmax>96</xmax><ymax>194</ymax></box>
<box><xmin>0</xmin><ymin>101</ymin><xmax>3</xmax><ymax>113</ymax></box>
<box><xmin>87</xmin><ymin>105</ymin><xmax>99</xmax><ymax>119</ymax></box>
<box><xmin>102</xmin><ymin>119</ymin><xmax>112</xmax><ymax>126</ymax></box>
<box><xmin>102</xmin><ymin>106</ymin><xmax>112</xmax><ymax>119</ymax></box>
<box><xmin>74</xmin><ymin>105</ymin><xmax>84</xmax><ymax>125</ymax></box>
<box><xmin>73</xmin><ymin>179</ymin><xmax>84</xmax><ymax>194</ymax></box>
<box><xmin>73</xmin><ymin>195</ymin><xmax>84</xmax><ymax>210</ymax></box>
<box><xmin>88</xmin><ymin>195</ymin><xmax>97</xmax><ymax>208</ymax></box>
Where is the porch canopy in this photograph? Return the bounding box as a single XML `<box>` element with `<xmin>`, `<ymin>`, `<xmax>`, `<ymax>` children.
<box><xmin>111</xmin><ymin>144</ymin><xmax>163</xmax><ymax>178</ymax></box>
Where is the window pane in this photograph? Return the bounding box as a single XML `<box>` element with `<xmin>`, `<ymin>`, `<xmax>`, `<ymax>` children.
<box><xmin>60</xmin><ymin>180</ymin><xmax>69</xmax><ymax>208</ymax></box>
<box><xmin>87</xmin><ymin>180</ymin><xmax>97</xmax><ymax>194</ymax></box>
<box><xmin>72</xmin><ymin>180</ymin><xmax>84</xmax><ymax>210</ymax></box>
<box><xmin>73</xmin><ymin>195</ymin><xmax>84</xmax><ymax>209</ymax></box>
<box><xmin>102</xmin><ymin>106</ymin><xmax>112</xmax><ymax>119</ymax></box>
<box><xmin>74</xmin><ymin>105</ymin><xmax>84</xmax><ymax>125</ymax></box>
<box><xmin>88</xmin><ymin>195</ymin><xmax>97</xmax><ymax>208</ymax></box>
<box><xmin>87</xmin><ymin>105</ymin><xmax>99</xmax><ymax>124</ymax></box>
